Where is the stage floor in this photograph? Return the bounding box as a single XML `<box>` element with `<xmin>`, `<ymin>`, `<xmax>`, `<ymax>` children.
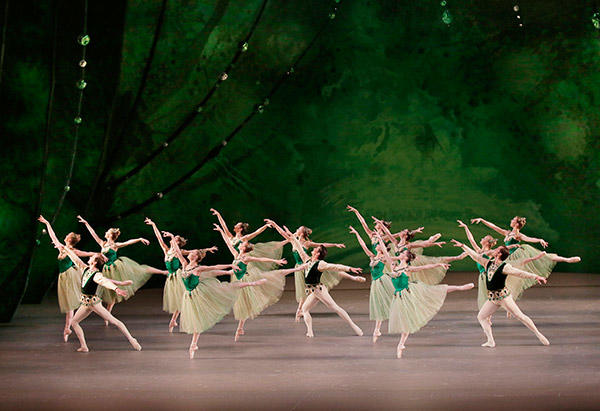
<box><xmin>1</xmin><ymin>273</ymin><xmax>599</xmax><ymax>410</ymax></box>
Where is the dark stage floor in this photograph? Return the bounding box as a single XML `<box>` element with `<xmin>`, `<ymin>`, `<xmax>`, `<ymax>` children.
<box><xmin>1</xmin><ymin>273</ymin><xmax>599</xmax><ymax>410</ymax></box>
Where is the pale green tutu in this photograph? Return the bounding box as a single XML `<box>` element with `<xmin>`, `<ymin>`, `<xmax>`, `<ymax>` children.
<box><xmin>232</xmin><ymin>269</ymin><xmax>285</xmax><ymax>321</ymax></box>
<box><xmin>180</xmin><ymin>277</ymin><xmax>239</xmax><ymax>334</ymax></box>
<box><xmin>163</xmin><ymin>270</ymin><xmax>185</xmax><ymax>313</ymax></box>
<box><xmin>294</xmin><ymin>266</ymin><xmax>306</xmax><ymax>302</ymax></box>
<box><xmin>369</xmin><ymin>275</ymin><xmax>395</xmax><ymax>321</ymax></box>
<box><xmin>506</xmin><ymin>244</ymin><xmax>556</xmax><ymax>299</ymax></box>
<box><xmin>388</xmin><ymin>282</ymin><xmax>448</xmax><ymax>334</ymax></box>
<box><xmin>247</xmin><ymin>241</ymin><xmax>283</xmax><ymax>271</ymax></box>
<box><xmin>409</xmin><ymin>254</ymin><xmax>447</xmax><ymax>285</ymax></box>
<box><xmin>477</xmin><ymin>274</ymin><xmax>488</xmax><ymax>310</ymax></box>
<box><xmin>57</xmin><ymin>266</ymin><xmax>82</xmax><ymax>313</ymax></box>
<box><xmin>101</xmin><ymin>256</ymin><xmax>152</xmax><ymax>304</ymax></box>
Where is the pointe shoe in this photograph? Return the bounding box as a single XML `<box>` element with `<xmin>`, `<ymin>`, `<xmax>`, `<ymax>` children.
<box><xmin>538</xmin><ymin>334</ymin><xmax>550</xmax><ymax>346</ymax></box>
<box><xmin>372</xmin><ymin>330</ymin><xmax>381</xmax><ymax>343</ymax></box>
<box><xmin>131</xmin><ymin>339</ymin><xmax>142</xmax><ymax>351</ymax></box>
<box><xmin>189</xmin><ymin>344</ymin><xmax>198</xmax><ymax>359</ymax></box>
<box><xmin>63</xmin><ymin>329</ymin><xmax>72</xmax><ymax>343</ymax></box>
<box><xmin>168</xmin><ymin>319</ymin><xmax>177</xmax><ymax>333</ymax></box>
<box><xmin>481</xmin><ymin>341</ymin><xmax>496</xmax><ymax>348</ymax></box>
<box><xmin>396</xmin><ymin>345</ymin><xmax>405</xmax><ymax>358</ymax></box>
<box><xmin>306</xmin><ymin>331</ymin><xmax>314</xmax><ymax>338</ymax></box>
<box><xmin>234</xmin><ymin>329</ymin><xmax>243</xmax><ymax>342</ymax></box>
<box><xmin>104</xmin><ymin>320</ymin><xmax>109</xmax><ymax>327</ymax></box>
<box><xmin>77</xmin><ymin>346</ymin><xmax>89</xmax><ymax>353</ymax></box>
<box><xmin>568</xmin><ymin>257</ymin><xmax>581</xmax><ymax>263</ymax></box>
<box><xmin>295</xmin><ymin>310</ymin><xmax>303</xmax><ymax>322</ymax></box>
<box><xmin>354</xmin><ymin>327</ymin><xmax>364</xmax><ymax>337</ymax></box>
<box><xmin>461</xmin><ymin>283</ymin><xmax>475</xmax><ymax>291</ymax></box>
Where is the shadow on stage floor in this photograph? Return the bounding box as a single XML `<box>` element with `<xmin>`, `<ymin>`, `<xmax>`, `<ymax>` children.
<box><xmin>1</xmin><ymin>273</ymin><xmax>599</xmax><ymax>410</ymax></box>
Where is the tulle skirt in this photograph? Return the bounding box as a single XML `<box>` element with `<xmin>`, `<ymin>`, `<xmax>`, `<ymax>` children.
<box><xmin>506</xmin><ymin>244</ymin><xmax>556</xmax><ymax>299</ymax></box>
<box><xmin>100</xmin><ymin>256</ymin><xmax>152</xmax><ymax>304</ymax></box>
<box><xmin>388</xmin><ymin>282</ymin><xmax>448</xmax><ymax>334</ymax></box>
<box><xmin>180</xmin><ymin>277</ymin><xmax>239</xmax><ymax>334</ymax></box>
<box><xmin>232</xmin><ymin>269</ymin><xmax>285</xmax><ymax>321</ymax></box>
<box><xmin>369</xmin><ymin>275</ymin><xmax>395</xmax><ymax>321</ymax></box>
<box><xmin>409</xmin><ymin>254</ymin><xmax>447</xmax><ymax>285</ymax></box>
<box><xmin>163</xmin><ymin>271</ymin><xmax>185</xmax><ymax>313</ymax></box>
<box><xmin>477</xmin><ymin>274</ymin><xmax>488</xmax><ymax>310</ymax></box>
<box><xmin>57</xmin><ymin>267</ymin><xmax>82</xmax><ymax>313</ymax></box>
<box><xmin>294</xmin><ymin>266</ymin><xmax>306</xmax><ymax>302</ymax></box>
<box><xmin>247</xmin><ymin>241</ymin><xmax>284</xmax><ymax>271</ymax></box>
<box><xmin>295</xmin><ymin>266</ymin><xmax>341</xmax><ymax>302</ymax></box>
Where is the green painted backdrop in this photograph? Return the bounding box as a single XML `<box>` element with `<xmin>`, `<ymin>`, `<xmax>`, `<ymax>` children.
<box><xmin>1</xmin><ymin>0</ymin><xmax>598</xmax><ymax>321</ymax></box>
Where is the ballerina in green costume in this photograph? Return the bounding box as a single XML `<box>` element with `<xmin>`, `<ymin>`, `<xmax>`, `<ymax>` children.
<box><xmin>381</xmin><ymin>244</ymin><xmax>474</xmax><ymax>358</ymax></box>
<box><xmin>38</xmin><ymin>216</ymin><xmax>96</xmax><ymax>342</ymax></box>
<box><xmin>213</xmin><ymin>223</ymin><xmax>307</xmax><ymax>341</ymax></box>
<box><xmin>77</xmin><ymin>215</ymin><xmax>168</xmax><ymax>324</ymax></box>
<box><xmin>348</xmin><ymin>226</ymin><xmax>396</xmax><ymax>343</ymax></box>
<box><xmin>471</xmin><ymin>216</ymin><xmax>580</xmax><ymax>299</ymax></box>
<box><xmin>145</xmin><ymin>218</ymin><xmax>218</xmax><ymax>332</ymax></box>
<box><xmin>168</xmin><ymin>239</ymin><xmax>264</xmax><ymax>358</ymax></box>
<box><xmin>265</xmin><ymin>219</ymin><xmax>346</xmax><ymax>321</ymax></box>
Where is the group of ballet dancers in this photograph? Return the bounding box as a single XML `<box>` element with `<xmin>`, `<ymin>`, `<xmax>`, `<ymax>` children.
<box><xmin>37</xmin><ymin>205</ymin><xmax>580</xmax><ymax>358</ymax></box>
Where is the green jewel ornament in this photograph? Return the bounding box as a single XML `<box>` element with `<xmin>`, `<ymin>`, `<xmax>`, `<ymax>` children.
<box><xmin>593</xmin><ymin>12</ymin><xmax>600</xmax><ymax>30</ymax></box>
<box><xmin>76</xmin><ymin>79</ymin><xmax>87</xmax><ymax>89</ymax></box>
<box><xmin>440</xmin><ymin>0</ymin><xmax>447</xmax><ymax>6</ymax></box>
<box><xmin>328</xmin><ymin>12</ymin><xmax>336</xmax><ymax>19</ymax></box>
<box><xmin>442</xmin><ymin>9</ymin><xmax>452</xmax><ymax>25</ymax></box>
<box><xmin>64</xmin><ymin>185</ymin><xmax>70</xmax><ymax>192</ymax></box>
<box><xmin>78</xmin><ymin>34</ymin><xmax>90</xmax><ymax>46</ymax></box>
<box><xmin>241</xmin><ymin>42</ymin><xmax>249</xmax><ymax>52</ymax></box>
<box><xmin>74</xmin><ymin>116</ymin><xmax>82</xmax><ymax>124</ymax></box>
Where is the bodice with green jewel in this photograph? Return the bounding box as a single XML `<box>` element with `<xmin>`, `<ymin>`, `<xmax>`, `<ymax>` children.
<box><xmin>504</xmin><ymin>233</ymin><xmax>519</xmax><ymax>254</ymax></box>
<box><xmin>232</xmin><ymin>237</ymin><xmax>242</xmax><ymax>252</ymax></box>
<box><xmin>370</xmin><ymin>259</ymin><xmax>385</xmax><ymax>281</ymax></box>
<box><xmin>58</xmin><ymin>256</ymin><xmax>74</xmax><ymax>273</ymax></box>
<box><xmin>164</xmin><ymin>250</ymin><xmax>181</xmax><ymax>275</ymax></box>
<box><xmin>233</xmin><ymin>259</ymin><xmax>248</xmax><ymax>280</ymax></box>
<box><xmin>181</xmin><ymin>269</ymin><xmax>199</xmax><ymax>293</ymax></box>
<box><xmin>391</xmin><ymin>264</ymin><xmax>410</xmax><ymax>293</ymax></box>
<box><xmin>292</xmin><ymin>246</ymin><xmax>309</xmax><ymax>265</ymax></box>
<box><xmin>101</xmin><ymin>246</ymin><xmax>118</xmax><ymax>267</ymax></box>
<box><xmin>476</xmin><ymin>254</ymin><xmax>490</xmax><ymax>274</ymax></box>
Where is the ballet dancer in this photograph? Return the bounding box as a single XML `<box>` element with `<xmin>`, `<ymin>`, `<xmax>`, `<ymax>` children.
<box><xmin>284</xmin><ymin>226</ymin><xmax>366</xmax><ymax>338</ymax></box>
<box><xmin>213</xmin><ymin>224</ymin><xmax>307</xmax><ymax>341</ymax></box>
<box><xmin>452</xmin><ymin>239</ymin><xmax>550</xmax><ymax>348</ymax></box>
<box><xmin>265</xmin><ymin>218</ymin><xmax>345</xmax><ymax>321</ymax></box>
<box><xmin>77</xmin><ymin>215</ymin><xmax>168</xmax><ymax>323</ymax></box>
<box><xmin>38</xmin><ymin>216</ymin><xmax>96</xmax><ymax>342</ymax></box>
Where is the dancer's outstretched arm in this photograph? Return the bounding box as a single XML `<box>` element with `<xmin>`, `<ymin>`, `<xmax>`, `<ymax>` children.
<box><xmin>305</xmin><ymin>240</ymin><xmax>345</xmax><ymax>249</ymax></box>
<box><xmin>389</xmin><ymin>226</ymin><xmax>425</xmax><ymax>239</ymax></box>
<box><xmin>317</xmin><ymin>260</ymin><xmax>362</xmax><ymax>274</ymax></box>
<box><xmin>471</xmin><ymin>218</ymin><xmax>509</xmax><ymax>236</ymax></box>
<box><xmin>347</xmin><ymin>205</ymin><xmax>373</xmax><ymax>237</ymax></box>
<box><xmin>504</xmin><ymin>264</ymin><xmax>546</xmax><ymax>284</ymax></box>
<box><xmin>263</xmin><ymin>219</ymin><xmax>288</xmax><ymax>239</ymax></box>
<box><xmin>518</xmin><ymin>233</ymin><xmax>549</xmax><ymax>248</ymax></box>
<box><xmin>520</xmin><ymin>251</ymin><xmax>547</xmax><ymax>266</ymax></box>
<box><xmin>375</xmin><ymin>231</ymin><xmax>398</xmax><ymax>267</ymax></box>
<box><xmin>38</xmin><ymin>216</ymin><xmax>95</xmax><ymax>257</ymax></box>
<box><xmin>170</xmin><ymin>238</ymin><xmax>189</xmax><ymax>269</ymax></box>
<box><xmin>440</xmin><ymin>252</ymin><xmax>468</xmax><ymax>263</ymax></box>
<box><xmin>195</xmin><ymin>269</ymin><xmax>235</xmax><ymax>278</ymax></box>
<box><xmin>406</xmin><ymin>262</ymin><xmax>450</xmax><ymax>273</ymax></box>
<box><xmin>114</xmin><ymin>237</ymin><xmax>150</xmax><ymax>249</ymax></box>
<box><xmin>284</xmin><ymin>226</ymin><xmax>310</xmax><ymax>262</ymax></box>
<box><xmin>145</xmin><ymin>217</ymin><xmax>169</xmax><ymax>254</ymax></box>
<box><xmin>199</xmin><ymin>246</ymin><xmax>219</xmax><ymax>254</ymax></box>
<box><xmin>242</xmin><ymin>224</ymin><xmax>270</xmax><ymax>242</ymax></box>
<box><xmin>451</xmin><ymin>240</ymin><xmax>489</xmax><ymax>266</ymax></box>
<box><xmin>373</xmin><ymin>218</ymin><xmax>398</xmax><ymax>246</ymax></box>
<box><xmin>244</xmin><ymin>256</ymin><xmax>286</xmax><ymax>265</ymax></box>
<box><xmin>59</xmin><ymin>244</ymin><xmax>86</xmax><ymax>271</ymax></box>
<box><xmin>457</xmin><ymin>220</ymin><xmax>482</xmax><ymax>252</ymax></box>
<box><xmin>77</xmin><ymin>215</ymin><xmax>104</xmax><ymax>246</ymax></box>
<box><xmin>213</xmin><ymin>224</ymin><xmax>238</xmax><ymax>258</ymax></box>
<box><xmin>407</xmin><ymin>233</ymin><xmax>443</xmax><ymax>249</ymax></box>
<box><xmin>210</xmin><ymin>208</ymin><xmax>233</xmax><ymax>237</ymax></box>
<box><xmin>349</xmin><ymin>226</ymin><xmax>375</xmax><ymax>258</ymax></box>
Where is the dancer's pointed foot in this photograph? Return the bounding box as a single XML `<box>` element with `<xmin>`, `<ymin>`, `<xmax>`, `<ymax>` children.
<box><xmin>63</xmin><ymin>328</ymin><xmax>71</xmax><ymax>343</ymax></box>
<box><xmin>130</xmin><ymin>338</ymin><xmax>142</xmax><ymax>351</ymax></box>
<box><xmin>506</xmin><ymin>311</ymin><xmax>513</xmax><ymax>319</ymax></box>
<box><xmin>295</xmin><ymin>310</ymin><xmax>303</xmax><ymax>322</ymax></box>
<box><xmin>250</xmin><ymin>279</ymin><xmax>267</xmax><ymax>286</ymax></box>
<box><xmin>77</xmin><ymin>346</ymin><xmax>89</xmax><ymax>353</ymax></box>
<box><xmin>104</xmin><ymin>320</ymin><xmax>109</xmax><ymax>327</ymax></box>
<box><xmin>537</xmin><ymin>334</ymin><xmax>550</xmax><ymax>346</ymax></box>
<box><xmin>481</xmin><ymin>340</ymin><xmax>496</xmax><ymax>348</ymax></box>
<box><xmin>168</xmin><ymin>319</ymin><xmax>178</xmax><ymax>333</ymax></box>
<box><xmin>189</xmin><ymin>344</ymin><xmax>198</xmax><ymax>359</ymax></box>
<box><xmin>372</xmin><ymin>330</ymin><xmax>381</xmax><ymax>343</ymax></box>
<box><xmin>234</xmin><ymin>329</ymin><xmax>243</xmax><ymax>342</ymax></box>
<box><xmin>306</xmin><ymin>330</ymin><xmax>314</xmax><ymax>338</ymax></box>
<box><xmin>396</xmin><ymin>344</ymin><xmax>405</xmax><ymax>359</ymax></box>
<box><xmin>353</xmin><ymin>325</ymin><xmax>363</xmax><ymax>336</ymax></box>
<box><xmin>566</xmin><ymin>256</ymin><xmax>581</xmax><ymax>263</ymax></box>
<box><xmin>460</xmin><ymin>283</ymin><xmax>475</xmax><ymax>291</ymax></box>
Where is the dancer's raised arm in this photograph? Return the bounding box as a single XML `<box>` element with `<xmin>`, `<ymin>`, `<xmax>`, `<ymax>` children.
<box><xmin>241</xmin><ymin>224</ymin><xmax>270</xmax><ymax>242</ymax></box>
<box><xmin>115</xmin><ymin>237</ymin><xmax>150</xmax><ymax>249</ymax></box>
<box><xmin>210</xmin><ymin>208</ymin><xmax>233</xmax><ymax>237</ymax></box>
<box><xmin>458</xmin><ymin>220</ymin><xmax>481</xmax><ymax>252</ymax></box>
<box><xmin>317</xmin><ymin>260</ymin><xmax>362</xmax><ymax>274</ymax></box>
<box><xmin>406</xmin><ymin>262</ymin><xmax>450</xmax><ymax>274</ymax></box>
<box><xmin>517</xmin><ymin>233</ymin><xmax>549</xmax><ymax>248</ymax></box>
<box><xmin>451</xmin><ymin>239</ymin><xmax>489</xmax><ymax>266</ymax></box>
<box><xmin>213</xmin><ymin>224</ymin><xmax>238</xmax><ymax>258</ymax></box>
<box><xmin>349</xmin><ymin>226</ymin><xmax>374</xmax><ymax>258</ymax></box>
<box><xmin>373</xmin><ymin>218</ymin><xmax>398</xmax><ymax>246</ymax></box>
<box><xmin>347</xmin><ymin>205</ymin><xmax>373</xmax><ymax>237</ymax></box>
<box><xmin>244</xmin><ymin>255</ymin><xmax>287</xmax><ymax>265</ymax></box>
<box><xmin>264</xmin><ymin>219</ymin><xmax>289</xmax><ymax>239</ymax></box>
<box><xmin>59</xmin><ymin>244</ymin><xmax>86</xmax><ymax>271</ymax></box>
<box><xmin>471</xmin><ymin>218</ymin><xmax>509</xmax><ymax>236</ymax></box>
<box><xmin>144</xmin><ymin>218</ymin><xmax>169</xmax><ymax>254</ymax></box>
<box><xmin>504</xmin><ymin>264</ymin><xmax>547</xmax><ymax>284</ymax></box>
<box><xmin>284</xmin><ymin>226</ymin><xmax>310</xmax><ymax>262</ymax></box>
<box><xmin>77</xmin><ymin>215</ymin><xmax>104</xmax><ymax>246</ymax></box>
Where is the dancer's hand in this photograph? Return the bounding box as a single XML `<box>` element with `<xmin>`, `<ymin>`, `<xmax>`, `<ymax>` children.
<box><xmin>430</xmin><ymin>233</ymin><xmax>442</xmax><ymax>241</ymax></box>
<box><xmin>349</xmin><ymin>267</ymin><xmax>362</xmax><ymax>274</ymax></box>
<box><xmin>536</xmin><ymin>276</ymin><xmax>547</xmax><ymax>285</ymax></box>
<box><xmin>433</xmin><ymin>241</ymin><xmax>446</xmax><ymax>248</ymax></box>
<box><xmin>212</xmin><ymin>223</ymin><xmax>222</xmax><ymax>232</ymax></box>
<box><xmin>144</xmin><ymin>217</ymin><xmax>154</xmax><ymax>225</ymax></box>
<box><xmin>471</xmin><ymin>218</ymin><xmax>482</xmax><ymax>224</ymax></box>
<box><xmin>540</xmin><ymin>240</ymin><xmax>549</xmax><ymax>248</ymax></box>
<box><xmin>122</xmin><ymin>280</ymin><xmax>133</xmax><ymax>286</ymax></box>
<box><xmin>349</xmin><ymin>225</ymin><xmax>358</xmax><ymax>235</ymax></box>
<box><xmin>207</xmin><ymin>246</ymin><xmax>218</xmax><ymax>253</ymax></box>
<box><xmin>37</xmin><ymin>215</ymin><xmax>48</xmax><ymax>224</ymax></box>
<box><xmin>413</xmin><ymin>226</ymin><xmax>425</xmax><ymax>233</ymax></box>
<box><xmin>346</xmin><ymin>205</ymin><xmax>357</xmax><ymax>213</ymax></box>
<box><xmin>276</xmin><ymin>259</ymin><xmax>287</xmax><ymax>265</ymax></box>
<box><xmin>77</xmin><ymin>215</ymin><xmax>87</xmax><ymax>224</ymax></box>
<box><xmin>353</xmin><ymin>275</ymin><xmax>366</xmax><ymax>283</ymax></box>
<box><xmin>282</xmin><ymin>225</ymin><xmax>293</xmax><ymax>236</ymax></box>
<box><xmin>139</xmin><ymin>238</ymin><xmax>150</xmax><ymax>245</ymax></box>
<box><xmin>161</xmin><ymin>231</ymin><xmax>174</xmax><ymax>238</ymax></box>
<box><xmin>263</xmin><ymin>218</ymin><xmax>275</xmax><ymax>227</ymax></box>
<box><xmin>451</xmin><ymin>239</ymin><xmax>463</xmax><ymax>248</ymax></box>
<box><xmin>438</xmin><ymin>263</ymin><xmax>451</xmax><ymax>270</ymax></box>
<box><xmin>209</xmin><ymin>208</ymin><xmax>219</xmax><ymax>216</ymax></box>
<box><xmin>115</xmin><ymin>288</ymin><xmax>128</xmax><ymax>297</ymax></box>
<box><xmin>335</xmin><ymin>243</ymin><xmax>346</xmax><ymax>249</ymax></box>
<box><xmin>457</xmin><ymin>220</ymin><xmax>467</xmax><ymax>228</ymax></box>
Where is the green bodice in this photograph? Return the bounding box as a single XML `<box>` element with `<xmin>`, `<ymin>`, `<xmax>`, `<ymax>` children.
<box><xmin>234</xmin><ymin>260</ymin><xmax>248</xmax><ymax>280</ymax></box>
<box><xmin>292</xmin><ymin>247</ymin><xmax>309</xmax><ymax>265</ymax></box>
<box><xmin>504</xmin><ymin>235</ymin><xmax>519</xmax><ymax>254</ymax></box>
<box><xmin>370</xmin><ymin>260</ymin><xmax>385</xmax><ymax>281</ymax></box>
<box><xmin>232</xmin><ymin>237</ymin><xmax>242</xmax><ymax>252</ymax></box>
<box><xmin>165</xmin><ymin>257</ymin><xmax>181</xmax><ymax>275</ymax></box>
<box><xmin>102</xmin><ymin>247</ymin><xmax>118</xmax><ymax>266</ymax></box>
<box><xmin>476</xmin><ymin>254</ymin><xmax>490</xmax><ymax>274</ymax></box>
<box><xmin>58</xmin><ymin>256</ymin><xmax>74</xmax><ymax>273</ymax></box>
<box><xmin>181</xmin><ymin>270</ymin><xmax>199</xmax><ymax>293</ymax></box>
<box><xmin>391</xmin><ymin>272</ymin><xmax>409</xmax><ymax>293</ymax></box>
